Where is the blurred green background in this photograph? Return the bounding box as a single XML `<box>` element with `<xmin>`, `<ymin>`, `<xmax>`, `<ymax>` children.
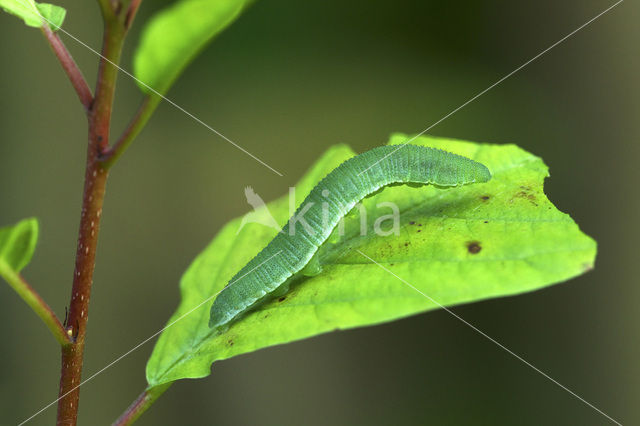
<box><xmin>1</xmin><ymin>0</ymin><xmax>637</xmax><ymax>424</ymax></box>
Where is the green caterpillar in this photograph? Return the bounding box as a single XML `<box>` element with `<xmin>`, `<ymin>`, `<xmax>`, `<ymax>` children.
<box><xmin>209</xmin><ymin>145</ymin><xmax>491</xmax><ymax>330</ymax></box>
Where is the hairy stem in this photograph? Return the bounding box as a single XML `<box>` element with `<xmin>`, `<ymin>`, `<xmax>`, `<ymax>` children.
<box><xmin>55</xmin><ymin>19</ymin><xmax>126</xmax><ymax>426</ymax></box>
<box><xmin>112</xmin><ymin>383</ymin><xmax>171</xmax><ymax>426</ymax></box>
<box><xmin>41</xmin><ymin>26</ymin><xmax>93</xmax><ymax>112</ymax></box>
<box><xmin>0</xmin><ymin>262</ymin><xmax>72</xmax><ymax>346</ymax></box>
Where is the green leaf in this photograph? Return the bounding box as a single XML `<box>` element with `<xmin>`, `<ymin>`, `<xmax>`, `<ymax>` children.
<box><xmin>0</xmin><ymin>218</ymin><xmax>38</xmax><ymax>273</ymax></box>
<box><xmin>0</xmin><ymin>0</ymin><xmax>66</xmax><ymax>31</ymax></box>
<box><xmin>133</xmin><ymin>0</ymin><xmax>253</xmax><ymax>95</ymax></box>
<box><xmin>36</xmin><ymin>3</ymin><xmax>65</xmax><ymax>30</ymax></box>
<box><xmin>145</xmin><ymin>135</ymin><xmax>596</xmax><ymax>389</ymax></box>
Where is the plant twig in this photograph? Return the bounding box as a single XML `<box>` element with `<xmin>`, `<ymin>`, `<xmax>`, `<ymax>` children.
<box><xmin>98</xmin><ymin>0</ymin><xmax>116</xmax><ymax>20</ymax></box>
<box><xmin>125</xmin><ymin>0</ymin><xmax>143</xmax><ymax>29</ymax></box>
<box><xmin>112</xmin><ymin>383</ymin><xmax>171</xmax><ymax>426</ymax></box>
<box><xmin>100</xmin><ymin>95</ymin><xmax>160</xmax><ymax>169</ymax></box>
<box><xmin>55</xmin><ymin>18</ymin><xmax>127</xmax><ymax>426</ymax></box>
<box><xmin>41</xmin><ymin>25</ymin><xmax>93</xmax><ymax>112</ymax></box>
<box><xmin>0</xmin><ymin>262</ymin><xmax>72</xmax><ymax>346</ymax></box>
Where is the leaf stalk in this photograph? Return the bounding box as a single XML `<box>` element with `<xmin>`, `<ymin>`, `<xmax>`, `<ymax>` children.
<box><xmin>100</xmin><ymin>94</ymin><xmax>160</xmax><ymax>169</ymax></box>
<box><xmin>41</xmin><ymin>25</ymin><xmax>93</xmax><ymax>112</ymax></box>
<box><xmin>0</xmin><ymin>262</ymin><xmax>72</xmax><ymax>346</ymax></box>
<box><xmin>112</xmin><ymin>383</ymin><xmax>171</xmax><ymax>426</ymax></box>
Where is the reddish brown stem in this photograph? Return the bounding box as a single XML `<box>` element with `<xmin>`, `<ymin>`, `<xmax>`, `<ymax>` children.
<box><xmin>41</xmin><ymin>26</ymin><xmax>93</xmax><ymax>112</ymax></box>
<box><xmin>55</xmin><ymin>20</ymin><xmax>126</xmax><ymax>426</ymax></box>
<box><xmin>56</xmin><ymin>164</ymin><xmax>108</xmax><ymax>426</ymax></box>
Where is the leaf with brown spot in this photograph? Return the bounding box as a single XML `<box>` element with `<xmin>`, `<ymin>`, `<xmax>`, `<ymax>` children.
<box><xmin>466</xmin><ymin>241</ymin><xmax>482</xmax><ymax>254</ymax></box>
<box><xmin>145</xmin><ymin>135</ymin><xmax>596</xmax><ymax>389</ymax></box>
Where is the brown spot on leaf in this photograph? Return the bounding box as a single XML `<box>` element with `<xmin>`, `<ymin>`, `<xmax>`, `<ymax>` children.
<box><xmin>409</xmin><ymin>221</ymin><xmax>416</xmax><ymax>225</ymax></box>
<box><xmin>417</xmin><ymin>229</ymin><xmax>422</xmax><ymax>233</ymax></box>
<box><xmin>515</xmin><ymin>187</ymin><xmax>538</xmax><ymax>206</ymax></box>
<box><xmin>278</xmin><ymin>296</ymin><xmax>286</xmax><ymax>302</ymax></box>
<box><xmin>227</xmin><ymin>339</ymin><xmax>234</xmax><ymax>346</ymax></box>
<box><xmin>404</xmin><ymin>242</ymin><xmax>410</xmax><ymax>247</ymax></box>
<box><xmin>466</xmin><ymin>241</ymin><xmax>482</xmax><ymax>254</ymax></box>
<box><xmin>483</xmin><ymin>220</ymin><xmax>489</xmax><ymax>224</ymax></box>
<box><xmin>480</xmin><ymin>195</ymin><xmax>490</xmax><ymax>201</ymax></box>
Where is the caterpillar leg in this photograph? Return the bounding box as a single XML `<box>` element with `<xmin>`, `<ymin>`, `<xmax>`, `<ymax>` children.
<box><xmin>301</xmin><ymin>252</ymin><xmax>323</xmax><ymax>277</ymax></box>
<box><xmin>270</xmin><ymin>281</ymin><xmax>291</xmax><ymax>298</ymax></box>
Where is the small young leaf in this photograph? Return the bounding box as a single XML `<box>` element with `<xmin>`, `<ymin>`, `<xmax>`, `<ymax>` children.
<box><xmin>0</xmin><ymin>0</ymin><xmax>66</xmax><ymax>31</ymax></box>
<box><xmin>0</xmin><ymin>218</ymin><xmax>38</xmax><ymax>273</ymax></box>
<box><xmin>36</xmin><ymin>2</ymin><xmax>65</xmax><ymax>30</ymax></box>
<box><xmin>133</xmin><ymin>0</ymin><xmax>253</xmax><ymax>95</ymax></box>
<box><xmin>145</xmin><ymin>135</ymin><xmax>596</xmax><ymax>389</ymax></box>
